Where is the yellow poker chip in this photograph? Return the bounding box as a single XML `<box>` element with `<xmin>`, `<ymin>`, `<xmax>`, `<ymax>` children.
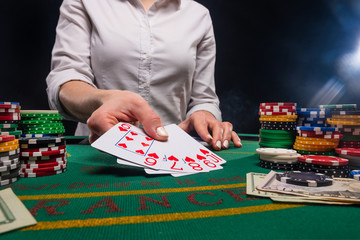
<box><xmin>259</xmin><ymin>117</ymin><xmax>297</xmax><ymax>122</ymax></box>
<box><xmin>260</xmin><ymin>115</ymin><xmax>297</xmax><ymax>119</ymax></box>
<box><xmin>295</xmin><ymin>136</ymin><xmax>340</xmax><ymax>143</ymax></box>
<box><xmin>0</xmin><ymin>144</ymin><xmax>19</xmax><ymax>153</ymax></box>
<box><xmin>327</xmin><ymin>120</ymin><xmax>360</xmax><ymax>126</ymax></box>
<box><xmin>331</xmin><ymin>115</ymin><xmax>360</xmax><ymax>119</ymax></box>
<box><xmin>293</xmin><ymin>144</ymin><xmax>334</xmax><ymax>151</ymax></box>
<box><xmin>0</xmin><ymin>139</ymin><xmax>19</xmax><ymax>147</ymax></box>
<box><xmin>294</xmin><ymin>139</ymin><xmax>338</xmax><ymax>146</ymax></box>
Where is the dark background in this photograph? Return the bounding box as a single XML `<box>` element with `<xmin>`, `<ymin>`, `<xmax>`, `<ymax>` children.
<box><xmin>1</xmin><ymin>0</ymin><xmax>360</xmax><ymax>135</ymax></box>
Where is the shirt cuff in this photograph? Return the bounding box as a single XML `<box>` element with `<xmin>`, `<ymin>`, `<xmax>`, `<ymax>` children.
<box><xmin>186</xmin><ymin>103</ymin><xmax>222</xmax><ymax>122</ymax></box>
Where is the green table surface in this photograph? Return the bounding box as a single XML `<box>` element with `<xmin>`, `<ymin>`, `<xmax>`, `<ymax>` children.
<box><xmin>1</xmin><ymin>139</ymin><xmax>358</xmax><ymax>240</ymax></box>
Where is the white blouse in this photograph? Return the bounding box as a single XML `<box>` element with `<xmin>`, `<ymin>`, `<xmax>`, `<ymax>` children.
<box><xmin>46</xmin><ymin>0</ymin><xmax>222</xmax><ymax>136</ymax></box>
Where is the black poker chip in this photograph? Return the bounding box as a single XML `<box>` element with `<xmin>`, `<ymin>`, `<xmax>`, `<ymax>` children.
<box><xmin>275</xmin><ymin>171</ymin><xmax>333</xmax><ymax>187</ymax></box>
<box><xmin>19</xmin><ymin>137</ymin><xmax>65</xmax><ymax>145</ymax></box>
<box><xmin>297</xmin><ymin>166</ymin><xmax>349</xmax><ymax>178</ymax></box>
<box><xmin>259</xmin><ymin>160</ymin><xmax>299</xmax><ymax>171</ymax></box>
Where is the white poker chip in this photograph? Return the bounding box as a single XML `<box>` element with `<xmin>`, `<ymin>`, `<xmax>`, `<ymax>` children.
<box><xmin>256</xmin><ymin>148</ymin><xmax>297</xmax><ymax>156</ymax></box>
<box><xmin>259</xmin><ymin>154</ymin><xmax>300</xmax><ymax>163</ymax></box>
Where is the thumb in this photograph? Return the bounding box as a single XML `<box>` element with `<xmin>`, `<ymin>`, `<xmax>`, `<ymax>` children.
<box><xmin>131</xmin><ymin>104</ymin><xmax>168</xmax><ymax>141</ymax></box>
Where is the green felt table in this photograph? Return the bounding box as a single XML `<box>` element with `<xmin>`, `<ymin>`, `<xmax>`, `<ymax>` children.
<box><xmin>1</xmin><ymin>135</ymin><xmax>358</xmax><ymax>239</ymax></box>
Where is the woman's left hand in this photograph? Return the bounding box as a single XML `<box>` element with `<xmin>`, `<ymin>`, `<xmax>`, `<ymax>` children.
<box><xmin>178</xmin><ymin>110</ymin><xmax>242</xmax><ymax>150</ymax></box>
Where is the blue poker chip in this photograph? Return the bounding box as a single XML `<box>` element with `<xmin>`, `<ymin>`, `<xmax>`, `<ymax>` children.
<box><xmin>297</xmin><ymin>108</ymin><xmax>326</xmax><ymax>112</ymax></box>
<box><xmin>297</xmin><ymin>110</ymin><xmax>330</xmax><ymax>117</ymax></box>
<box><xmin>297</xmin><ymin>123</ymin><xmax>326</xmax><ymax>127</ymax></box>
<box><xmin>350</xmin><ymin>170</ymin><xmax>360</xmax><ymax>177</ymax></box>
<box><xmin>296</xmin><ymin>126</ymin><xmax>338</xmax><ymax>131</ymax></box>
<box><xmin>298</xmin><ymin>117</ymin><xmax>327</xmax><ymax>121</ymax></box>
<box><xmin>275</xmin><ymin>171</ymin><xmax>333</xmax><ymax>187</ymax></box>
<box><xmin>298</xmin><ymin>120</ymin><xmax>325</xmax><ymax>124</ymax></box>
<box><xmin>0</xmin><ymin>101</ymin><xmax>19</xmax><ymax>105</ymax></box>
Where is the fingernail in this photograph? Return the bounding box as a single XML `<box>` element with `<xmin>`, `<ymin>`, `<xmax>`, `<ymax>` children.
<box><xmin>216</xmin><ymin>140</ymin><xmax>221</xmax><ymax>149</ymax></box>
<box><xmin>156</xmin><ymin>127</ymin><xmax>168</xmax><ymax>137</ymax></box>
<box><xmin>207</xmin><ymin>134</ymin><xmax>213</xmax><ymax>140</ymax></box>
<box><xmin>223</xmin><ymin>140</ymin><xmax>229</xmax><ymax>148</ymax></box>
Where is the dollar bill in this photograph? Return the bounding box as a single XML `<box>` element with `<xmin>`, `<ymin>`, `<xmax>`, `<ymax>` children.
<box><xmin>246</xmin><ymin>172</ymin><xmax>353</xmax><ymax>205</ymax></box>
<box><xmin>0</xmin><ymin>188</ymin><xmax>37</xmax><ymax>234</ymax></box>
<box><xmin>255</xmin><ymin>171</ymin><xmax>360</xmax><ymax>203</ymax></box>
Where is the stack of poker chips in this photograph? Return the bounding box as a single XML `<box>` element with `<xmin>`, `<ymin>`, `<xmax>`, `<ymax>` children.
<box><xmin>296</xmin><ymin>108</ymin><xmax>329</xmax><ymax>127</ymax></box>
<box><xmin>19</xmin><ymin>110</ymin><xmax>65</xmax><ymax>137</ymax></box>
<box><xmin>259</xmin><ymin>102</ymin><xmax>297</xmax><ymax>149</ymax></box>
<box><xmin>293</xmin><ymin>126</ymin><xmax>341</xmax><ymax>156</ymax></box>
<box><xmin>0</xmin><ymin>135</ymin><xmax>20</xmax><ymax>186</ymax></box>
<box><xmin>256</xmin><ymin>148</ymin><xmax>300</xmax><ymax>170</ymax></box>
<box><xmin>321</xmin><ymin>104</ymin><xmax>360</xmax><ymax>149</ymax></box>
<box><xmin>350</xmin><ymin>170</ymin><xmax>360</xmax><ymax>180</ymax></box>
<box><xmin>0</xmin><ymin>101</ymin><xmax>22</xmax><ymax>138</ymax></box>
<box><xmin>297</xmin><ymin>155</ymin><xmax>349</xmax><ymax>178</ymax></box>
<box><xmin>19</xmin><ymin>136</ymin><xmax>67</xmax><ymax>178</ymax></box>
<box><xmin>335</xmin><ymin>148</ymin><xmax>360</xmax><ymax>170</ymax></box>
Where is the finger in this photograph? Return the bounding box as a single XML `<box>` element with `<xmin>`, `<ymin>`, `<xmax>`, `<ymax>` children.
<box><xmin>191</xmin><ymin>118</ymin><xmax>213</xmax><ymax>144</ymax></box>
<box><xmin>221</xmin><ymin>122</ymin><xmax>233</xmax><ymax>149</ymax></box>
<box><xmin>87</xmin><ymin>111</ymin><xmax>118</xmax><ymax>139</ymax></box>
<box><xmin>130</xmin><ymin>100</ymin><xmax>168</xmax><ymax>141</ymax></box>
<box><xmin>209</xmin><ymin>121</ymin><xmax>223</xmax><ymax>150</ymax></box>
<box><xmin>231</xmin><ymin>131</ymin><xmax>242</xmax><ymax>148</ymax></box>
<box><xmin>88</xmin><ymin>131</ymin><xmax>100</xmax><ymax>144</ymax></box>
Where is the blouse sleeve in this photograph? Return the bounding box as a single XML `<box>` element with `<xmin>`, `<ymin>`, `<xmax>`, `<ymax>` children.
<box><xmin>186</xmin><ymin>10</ymin><xmax>222</xmax><ymax>121</ymax></box>
<box><xmin>46</xmin><ymin>0</ymin><xmax>96</xmax><ymax>120</ymax></box>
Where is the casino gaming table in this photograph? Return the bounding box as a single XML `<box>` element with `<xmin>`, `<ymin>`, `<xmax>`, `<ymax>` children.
<box><xmin>1</xmin><ymin>135</ymin><xmax>358</xmax><ymax>239</ymax></box>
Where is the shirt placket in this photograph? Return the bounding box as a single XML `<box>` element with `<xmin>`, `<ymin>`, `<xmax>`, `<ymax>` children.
<box><xmin>138</xmin><ymin>7</ymin><xmax>153</xmax><ymax>102</ymax></box>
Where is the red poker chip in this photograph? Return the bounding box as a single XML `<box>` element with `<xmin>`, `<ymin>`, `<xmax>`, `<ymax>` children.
<box><xmin>259</xmin><ymin>105</ymin><xmax>296</xmax><ymax>110</ymax></box>
<box><xmin>20</xmin><ymin>164</ymin><xmax>67</xmax><ymax>173</ymax></box>
<box><xmin>335</xmin><ymin>148</ymin><xmax>360</xmax><ymax>156</ymax></box>
<box><xmin>259</xmin><ymin>111</ymin><xmax>297</xmax><ymax>116</ymax></box>
<box><xmin>20</xmin><ymin>153</ymin><xmax>66</xmax><ymax>161</ymax></box>
<box><xmin>298</xmin><ymin>133</ymin><xmax>343</xmax><ymax>139</ymax></box>
<box><xmin>21</xmin><ymin>157</ymin><xmax>67</xmax><ymax>165</ymax></box>
<box><xmin>0</xmin><ymin>104</ymin><xmax>20</xmax><ymax>109</ymax></box>
<box><xmin>297</xmin><ymin>155</ymin><xmax>349</xmax><ymax>166</ymax></box>
<box><xmin>260</xmin><ymin>102</ymin><xmax>297</xmax><ymax>106</ymax></box>
<box><xmin>0</xmin><ymin>108</ymin><xmax>20</xmax><ymax>113</ymax></box>
<box><xmin>0</xmin><ymin>113</ymin><xmax>20</xmax><ymax>121</ymax></box>
<box><xmin>20</xmin><ymin>169</ymin><xmax>66</xmax><ymax>178</ymax></box>
<box><xmin>20</xmin><ymin>160</ymin><xmax>66</xmax><ymax>169</ymax></box>
<box><xmin>20</xmin><ymin>144</ymin><xmax>66</xmax><ymax>153</ymax></box>
<box><xmin>259</xmin><ymin>108</ymin><xmax>296</xmax><ymax>113</ymax></box>
<box><xmin>0</xmin><ymin>135</ymin><xmax>15</xmax><ymax>143</ymax></box>
<box><xmin>20</xmin><ymin>149</ymin><xmax>66</xmax><ymax>157</ymax></box>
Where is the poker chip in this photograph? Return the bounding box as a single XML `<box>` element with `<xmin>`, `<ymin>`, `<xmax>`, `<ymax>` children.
<box><xmin>0</xmin><ymin>177</ymin><xmax>19</xmax><ymax>186</ymax></box>
<box><xmin>0</xmin><ymin>169</ymin><xmax>20</xmax><ymax>181</ymax></box>
<box><xmin>296</xmin><ymin>150</ymin><xmax>335</xmax><ymax>156</ymax></box>
<box><xmin>0</xmin><ymin>144</ymin><xmax>19</xmax><ymax>153</ymax></box>
<box><xmin>259</xmin><ymin>162</ymin><xmax>298</xmax><ymax>171</ymax></box>
<box><xmin>0</xmin><ymin>135</ymin><xmax>15</xmax><ymax>143</ymax></box>
<box><xmin>260</xmin><ymin>105</ymin><xmax>296</xmax><ymax>110</ymax></box>
<box><xmin>297</xmin><ymin>161</ymin><xmax>349</xmax><ymax>170</ymax></box>
<box><xmin>297</xmin><ymin>155</ymin><xmax>349</xmax><ymax>166</ymax></box>
<box><xmin>19</xmin><ymin>137</ymin><xmax>65</xmax><ymax>145</ymax></box>
<box><xmin>0</xmin><ymin>113</ymin><xmax>20</xmax><ymax>121</ymax></box>
<box><xmin>260</xmin><ymin>102</ymin><xmax>297</xmax><ymax>106</ymax></box>
<box><xmin>296</xmin><ymin>126</ymin><xmax>337</xmax><ymax>132</ymax></box>
<box><xmin>319</xmin><ymin>104</ymin><xmax>357</xmax><ymax>109</ymax></box>
<box><xmin>20</xmin><ymin>160</ymin><xmax>66</xmax><ymax>169</ymax></box>
<box><xmin>20</xmin><ymin>148</ymin><xmax>65</xmax><ymax>157</ymax></box>
<box><xmin>335</xmin><ymin>148</ymin><xmax>360</xmax><ymax>156</ymax></box>
<box><xmin>259</xmin><ymin>154</ymin><xmax>299</xmax><ymax>163</ymax></box>
<box><xmin>20</xmin><ymin>153</ymin><xmax>67</xmax><ymax>161</ymax></box>
<box><xmin>256</xmin><ymin>148</ymin><xmax>297</xmax><ymax>156</ymax></box>
<box><xmin>296</xmin><ymin>166</ymin><xmax>349</xmax><ymax>178</ymax></box>
<box><xmin>21</xmin><ymin>163</ymin><xmax>67</xmax><ymax>173</ymax></box>
<box><xmin>259</xmin><ymin>159</ymin><xmax>298</xmax><ymax>167</ymax></box>
<box><xmin>20</xmin><ymin>169</ymin><xmax>66</xmax><ymax>178</ymax></box>
<box><xmin>21</xmin><ymin>156</ymin><xmax>67</xmax><ymax>165</ymax></box>
<box><xmin>0</xmin><ymin>162</ymin><xmax>20</xmax><ymax>172</ymax></box>
<box><xmin>0</xmin><ymin>108</ymin><xmax>20</xmax><ymax>113</ymax></box>
<box><xmin>275</xmin><ymin>171</ymin><xmax>333</xmax><ymax>187</ymax></box>
<box><xmin>20</xmin><ymin>144</ymin><xmax>66</xmax><ymax>153</ymax></box>
<box><xmin>0</xmin><ymin>103</ymin><xmax>20</xmax><ymax>109</ymax></box>
<box><xmin>0</xmin><ymin>157</ymin><xmax>19</xmax><ymax>166</ymax></box>
<box><xmin>20</xmin><ymin>139</ymin><xmax>66</xmax><ymax>149</ymax></box>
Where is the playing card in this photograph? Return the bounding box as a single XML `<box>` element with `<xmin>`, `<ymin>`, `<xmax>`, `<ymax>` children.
<box><xmin>91</xmin><ymin>122</ymin><xmax>166</xmax><ymax>170</ymax></box>
<box><xmin>160</xmin><ymin>124</ymin><xmax>225</xmax><ymax>173</ymax></box>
